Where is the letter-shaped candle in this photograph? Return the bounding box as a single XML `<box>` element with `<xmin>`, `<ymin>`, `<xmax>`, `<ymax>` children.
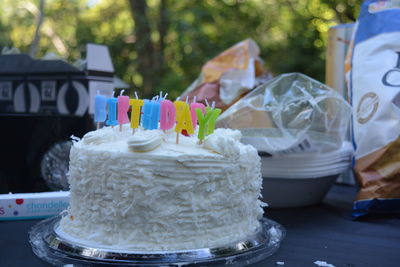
<box><xmin>196</xmin><ymin>107</ymin><xmax>222</xmax><ymax>140</ymax></box>
<box><xmin>149</xmin><ymin>101</ymin><xmax>160</xmax><ymax>130</ymax></box>
<box><xmin>94</xmin><ymin>94</ymin><xmax>107</xmax><ymax>123</ymax></box>
<box><xmin>190</xmin><ymin>102</ymin><xmax>205</xmax><ymax>130</ymax></box>
<box><xmin>142</xmin><ymin>100</ymin><xmax>152</xmax><ymax>129</ymax></box>
<box><xmin>106</xmin><ymin>97</ymin><xmax>118</xmax><ymax>126</ymax></box>
<box><xmin>206</xmin><ymin>107</ymin><xmax>221</xmax><ymax>135</ymax></box>
<box><xmin>174</xmin><ymin>100</ymin><xmax>186</xmax><ymax>122</ymax></box>
<box><xmin>196</xmin><ymin>108</ymin><xmax>212</xmax><ymax>141</ymax></box>
<box><xmin>129</xmin><ymin>99</ymin><xmax>144</xmax><ymax>129</ymax></box>
<box><xmin>117</xmin><ymin>95</ymin><xmax>130</xmax><ymax>125</ymax></box>
<box><xmin>174</xmin><ymin>101</ymin><xmax>194</xmax><ymax>134</ymax></box>
<box><xmin>160</xmin><ymin>100</ymin><xmax>176</xmax><ymax>130</ymax></box>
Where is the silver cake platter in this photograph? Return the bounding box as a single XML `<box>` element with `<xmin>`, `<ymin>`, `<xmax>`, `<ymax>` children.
<box><xmin>29</xmin><ymin>214</ymin><xmax>285</xmax><ymax>266</ymax></box>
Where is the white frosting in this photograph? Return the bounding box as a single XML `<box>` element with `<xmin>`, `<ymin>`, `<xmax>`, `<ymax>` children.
<box><xmin>127</xmin><ymin>130</ymin><xmax>163</xmax><ymax>152</ymax></box>
<box><xmin>203</xmin><ymin>128</ymin><xmax>242</xmax><ymax>159</ymax></box>
<box><xmin>60</xmin><ymin>125</ymin><xmax>264</xmax><ymax>251</ymax></box>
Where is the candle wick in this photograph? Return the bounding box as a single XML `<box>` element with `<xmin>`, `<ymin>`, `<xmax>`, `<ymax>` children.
<box><xmin>212</xmin><ymin>101</ymin><xmax>215</xmax><ymax>109</ymax></box>
<box><xmin>134</xmin><ymin>91</ymin><xmax>139</xmax><ymax>99</ymax></box>
<box><xmin>205</xmin><ymin>99</ymin><xmax>210</xmax><ymax>107</ymax></box>
<box><xmin>160</xmin><ymin>91</ymin><xmax>163</xmax><ymax>99</ymax></box>
<box><xmin>112</xmin><ymin>91</ymin><xmax>116</xmax><ymax>97</ymax></box>
<box><xmin>164</xmin><ymin>92</ymin><xmax>168</xmax><ymax>100</ymax></box>
<box><xmin>120</xmin><ymin>89</ymin><xmax>125</xmax><ymax>96</ymax></box>
<box><xmin>193</xmin><ymin>96</ymin><xmax>197</xmax><ymax>103</ymax></box>
<box><xmin>185</xmin><ymin>96</ymin><xmax>189</xmax><ymax>104</ymax></box>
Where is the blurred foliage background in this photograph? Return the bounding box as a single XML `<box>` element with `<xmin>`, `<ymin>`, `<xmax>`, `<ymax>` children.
<box><xmin>0</xmin><ymin>0</ymin><xmax>360</xmax><ymax>98</ymax></box>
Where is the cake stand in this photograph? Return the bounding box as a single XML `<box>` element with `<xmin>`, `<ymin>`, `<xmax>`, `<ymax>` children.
<box><xmin>29</xmin><ymin>214</ymin><xmax>285</xmax><ymax>266</ymax></box>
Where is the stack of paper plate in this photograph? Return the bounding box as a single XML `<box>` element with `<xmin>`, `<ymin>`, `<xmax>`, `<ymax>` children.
<box><xmin>259</xmin><ymin>142</ymin><xmax>353</xmax><ymax>208</ymax></box>
<box><xmin>261</xmin><ymin>142</ymin><xmax>353</xmax><ymax>178</ymax></box>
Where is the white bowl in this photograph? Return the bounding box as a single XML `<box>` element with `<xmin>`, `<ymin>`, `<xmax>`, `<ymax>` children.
<box><xmin>258</xmin><ymin>142</ymin><xmax>353</xmax><ymax>208</ymax></box>
<box><xmin>261</xmin><ymin>174</ymin><xmax>339</xmax><ymax>208</ymax></box>
<box><xmin>262</xmin><ymin>163</ymin><xmax>351</xmax><ymax>178</ymax></box>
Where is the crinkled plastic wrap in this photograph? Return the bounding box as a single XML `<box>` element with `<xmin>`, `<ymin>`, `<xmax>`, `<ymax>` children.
<box><xmin>180</xmin><ymin>38</ymin><xmax>272</xmax><ymax>111</ymax></box>
<box><xmin>217</xmin><ymin>73</ymin><xmax>351</xmax><ymax>155</ymax></box>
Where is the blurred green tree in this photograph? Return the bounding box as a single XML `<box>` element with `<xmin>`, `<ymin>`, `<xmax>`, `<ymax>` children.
<box><xmin>0</xmin><ymin>0</ymin><xmax>360</xmax><ymax>98</ymax></box>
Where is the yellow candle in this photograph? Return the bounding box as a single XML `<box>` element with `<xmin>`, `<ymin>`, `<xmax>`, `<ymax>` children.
<box><xmin>174</xmin><ymin>101</ymin><xmax>194</xmax><ymax>134</ymax></box>
<box><xmin>129</xmin><ymin>99</ymin><xmax>144</xmax><ymax>129</ymax></box>
<box><xmin>174</xmin><ymin>101</ymin><xmax>185</xmax><ymax>122</ymax></box>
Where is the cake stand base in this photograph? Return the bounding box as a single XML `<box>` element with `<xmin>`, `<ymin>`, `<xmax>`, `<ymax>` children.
<box><xmin>29</xmin><ymin>215</ymin><xmax>285</xmax><ymax>266</ymax></box>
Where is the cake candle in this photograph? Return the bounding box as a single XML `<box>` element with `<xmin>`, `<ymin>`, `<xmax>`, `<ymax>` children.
<box><xmin>196</xmin><ymin>105</ymin><xmax>221</xmax><ymax>142</ymax></box>
<box><xmin>129</xmin><ymin>94</ymin><xmax>144</xmax><ymax>134</ymax></box>
<box><xmin>174</xmin><ymin>100</ymin><xmax>194</xmax><ymax>144</ymax></box>
<box><xmin>117</xmin><ymin>90</ymin><xmax>130</xmax><ymax>131</ymax></box>
<box><xmin>142</xmin><ymin>99</ymin><xmax>152</xmax><ymax>129</ymax></box>
<box><xmin>160</xmin><ymin>100</ymin><xmax>176</xmax><ymax>130</ymax></box>
<box><xmin>106</xmin><ymin>93</ymin><xmax>118</xmax><ymax>127</ymax></box>
<box><xmin>149</xmin><ymin>99</ymin><xmax>160</xmax><ymax>130</ymax></box>
<box><xmin>196</xmin><ymin>108</ymin><xmax>213</xmax><ymax>143</ymax></box>
<box><xmin>94</xmin><ymin>92</ymin><xmax>107</xmax><ymax>129</ymax></box>
<box><xmin>190</xmin><ymin>96</ymin><xmax>205</xmax><ymax>130</ymax></box>
<box><xmin>206</xmin><ymin>106</ymin><xmax>221</xmax><ymax>135</ymax></box>
<box><xmin>174</xmin><ymin>99</ymin><xmax>185</xmax><ymax>121</ymax></box>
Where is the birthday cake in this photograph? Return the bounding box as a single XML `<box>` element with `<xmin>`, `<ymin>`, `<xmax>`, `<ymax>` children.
<box><xmin>59</xmin><ymin>125</ymin><xmax>264</xmax><ymax>251</ymax></box>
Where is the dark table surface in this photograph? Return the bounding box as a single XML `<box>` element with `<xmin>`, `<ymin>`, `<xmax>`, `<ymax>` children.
<box><xmin>1</xmin><ymin>184</ymin><xmax>399</xmax><ymax>267</ymax></box>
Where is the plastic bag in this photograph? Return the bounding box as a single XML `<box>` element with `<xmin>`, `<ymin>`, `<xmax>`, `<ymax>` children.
<box><xmin>40</xmin><ymin>141</ymin><xmax>72</xmax><ymax>191</ymax></box>
<box><xmin>180</xmin><ymin>39</ymin><xmax>272</xmax><ymax>111</ymax></box>
<box><xmin>217</xmin><ymin>73</ymin><xmax>351</xmax><ymax>155</ymax></box>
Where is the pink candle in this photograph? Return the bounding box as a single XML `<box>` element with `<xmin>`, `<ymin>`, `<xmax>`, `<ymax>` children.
<box><xmin>160</xmin><ymin>100</ymin><xmax>176</xmax><ymax>130</ymax></box>
<box><xmin>117</xmin><ymin>95</ymin><xmax>130</xmax><ymax>125</ymax></box>
<box><xmin>190</xmin><ymin>102</ymin><xmax>205</xmax><ymax>130</ymax></box>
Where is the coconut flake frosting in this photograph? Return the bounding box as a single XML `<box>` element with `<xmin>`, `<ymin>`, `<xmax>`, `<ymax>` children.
<box><xmin>60</xmin><ymin>125</ymin><xmax>264</xmax><ymax>251</ymax></box>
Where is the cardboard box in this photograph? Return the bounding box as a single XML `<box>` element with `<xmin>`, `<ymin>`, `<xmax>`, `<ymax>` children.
<box><xmin>326</xmin><ymin>24</ymin><xmax>355</xmax><ymax>185</ymax></box>
<box><xmin>0</xmin><ymin>191</ymin><xmax>69</xmax><ymax>220</ymax></box>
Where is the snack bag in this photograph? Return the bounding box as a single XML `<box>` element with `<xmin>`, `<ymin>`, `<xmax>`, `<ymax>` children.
<box><xmin>347</xmin><ymin>0</ymin><xmax>400</xmax><ymax>218</ymax></box>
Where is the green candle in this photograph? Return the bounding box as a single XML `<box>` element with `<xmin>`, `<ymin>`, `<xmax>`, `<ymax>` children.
<box><xmin>196</xmin><ymin>107</ymin><xmax>221</xmax><ymax>141</ymax></box>
<box><xmin>206</xmin><ymin>107</ymin><xmax>221</xmax><ymax>135</ymax></box>
<box><xmin>196</xmin><ymin>108</ymin><xmax>212</xmax><ymax>141</ymax></box>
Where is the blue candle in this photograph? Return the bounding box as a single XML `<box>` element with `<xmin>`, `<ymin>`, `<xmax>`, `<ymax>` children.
<box><xmin>149</xmin><ymin>100</ymin><xmax>160</xmax><ymax>130</ymax></box>
<box><xmin>142</xmin><ymin>99</ymin><xmax>152</xmax><ymax>129</ymax></box>
<box><xmin>106</xmin><ymin>97</ymin><xmax>118</xmax><ymax>126</ymax></box>
<box><xmin>94</xmin><ymin>94</ymin><xmax>107</xmax><ymax>123</ymax></box>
